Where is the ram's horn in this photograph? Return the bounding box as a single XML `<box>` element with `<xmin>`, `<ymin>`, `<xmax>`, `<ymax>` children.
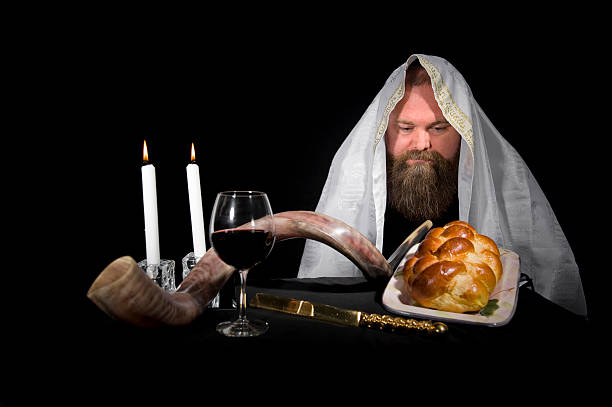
<box><xmin>87</xmin><ymin>211</ymin><xmax>391</xmax><ymax>327</ymax></box>
<box><xmin>268</xmin><ymin>211</ymin><xmax>391</xmax><ymax>279</ymax></box>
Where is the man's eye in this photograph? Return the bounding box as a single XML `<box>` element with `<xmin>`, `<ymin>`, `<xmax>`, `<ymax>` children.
<box><xmin>433</xmin><ymin>126</ymin><xmax>448</xmax><ymax>132</ymax></box>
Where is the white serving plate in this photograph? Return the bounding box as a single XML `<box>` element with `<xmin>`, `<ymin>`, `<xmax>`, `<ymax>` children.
<box><xmin>382</xmin><ymin>244</ymin><xmax>520</xmax><ymax>326</ymax></box>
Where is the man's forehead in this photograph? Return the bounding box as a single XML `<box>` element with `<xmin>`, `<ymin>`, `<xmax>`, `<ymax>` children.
<box><xmin>392</xmin><ymin>84</ymin><xmax>445</xmax><ymax>122</ymax></box>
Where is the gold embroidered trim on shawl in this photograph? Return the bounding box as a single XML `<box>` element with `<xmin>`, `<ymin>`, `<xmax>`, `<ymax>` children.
<box><xmin>374</xmin><ymin>79</ymin><xmax>404</xmax><ymax>150</ymax></box>
<box><xmin>417</xmin><ymin>56</ymin><xmax>474</xmax><ymax>152</ymax></box>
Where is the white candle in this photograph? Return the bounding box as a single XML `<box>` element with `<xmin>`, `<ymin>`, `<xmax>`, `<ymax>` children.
<box><xmin>187</xmin><ymin>142</ymin><xmax>207</xmax><ymax>258</ymax></box>
<box><xmin>142</xmin><ymin>140</ymin><xmax>160</xmax><ymax>264</ymax></box>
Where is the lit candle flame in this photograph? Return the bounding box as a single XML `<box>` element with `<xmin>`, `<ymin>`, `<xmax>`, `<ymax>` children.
<box><xmin>191</xmin><ymin>142</ymin><xmax>196</xmax><ymax>162</ymax></box>
<box><xmin>143</xmin><ymin>140</ymin><xmax>149</xmax><ymax>163</ymax></box>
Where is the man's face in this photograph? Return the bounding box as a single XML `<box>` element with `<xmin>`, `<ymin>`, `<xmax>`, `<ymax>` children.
<box><xmin>384</xmin><ymin>83</ymin><xmax>462</xmax><ymax>221</ymax></box>
<box><xmin>385</xmin><ymin>83</ymin><xmax>461</xmax><ymax>160</ymax></box>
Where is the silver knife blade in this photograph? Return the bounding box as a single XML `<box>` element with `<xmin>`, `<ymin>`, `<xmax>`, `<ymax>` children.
<box><xmin>386</xmin><ymin>220</ymin><xmax>433</xmax><ymax>271</ymax></box>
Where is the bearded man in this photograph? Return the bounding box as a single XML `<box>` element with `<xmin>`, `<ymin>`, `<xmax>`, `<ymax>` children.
<box><xmin>383</xmin><ymin>62</ymin><xmax>461</xmax><ymax>254</ymax></box>
<box><xmin>297</xmin><ymin>54</ymin><xmax>587</xmax><ymax>317</ymax></box>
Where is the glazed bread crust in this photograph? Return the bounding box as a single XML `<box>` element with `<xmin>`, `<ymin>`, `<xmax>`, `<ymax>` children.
<box><xmin>402</xmin><ymin>221</ymin><xmax>502</xmax><ymax>313</ymax></box>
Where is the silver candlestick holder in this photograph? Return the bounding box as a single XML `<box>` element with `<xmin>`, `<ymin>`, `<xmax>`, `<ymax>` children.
<box><xmin>137</xmin><ymin>259</ymin><xmax>176</xmax><ymax>293</ymax></box>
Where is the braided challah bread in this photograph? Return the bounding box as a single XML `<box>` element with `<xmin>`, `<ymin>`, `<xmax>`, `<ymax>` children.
<box><xmin>402</xmin><ymin>220</ymin><xmax>502</xmax><ymax>313</ymax></box>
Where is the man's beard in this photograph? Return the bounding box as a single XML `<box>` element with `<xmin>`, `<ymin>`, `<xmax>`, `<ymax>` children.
<box><xmin>386</xmin><ymin>149</ymin><xmax>459</xmax><ymax>222</ymax></box>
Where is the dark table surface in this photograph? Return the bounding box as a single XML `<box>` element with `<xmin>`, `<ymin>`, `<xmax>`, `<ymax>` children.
<box><xmin>5</xmin><ymin>275</ymin><xmax>599</xmax><ymax>406</ymax></box>
<box><xmin>78</xmin><ymin>275</ymin><xmax>592</xmax><ymax>353</ymax></box>
<box><xmin>83</xmin><ymin>276</ymin><xmax>596</xmax><ymax>369</ymax></box>
<box><xmin>78</xmin><ymin>276</ymin><xmax>588</xmax><ymax>345</ymax></box>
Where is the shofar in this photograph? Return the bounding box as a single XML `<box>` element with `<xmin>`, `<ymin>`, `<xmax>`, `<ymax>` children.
<box><xmin>87</xmin><ymin>211</ymin><xmax>392</xmax><ymax>327</ymax></box>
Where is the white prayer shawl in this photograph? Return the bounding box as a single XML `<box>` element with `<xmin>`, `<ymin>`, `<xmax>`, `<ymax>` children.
<box><xmin>298</xmin><ymin>54</ymin><xmax>587</xmax><ymax>316</ymax></box>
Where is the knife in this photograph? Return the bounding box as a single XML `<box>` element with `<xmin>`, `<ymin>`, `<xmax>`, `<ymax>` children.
<box><xmin>386</xmin><ymin>219</ymin><xmax>433</xmax><ymax>271</ymax></box>
<box><xmin>250</xmin><ymin>293</ymin><xmax>447</xmax><ymax>334</ymax></box>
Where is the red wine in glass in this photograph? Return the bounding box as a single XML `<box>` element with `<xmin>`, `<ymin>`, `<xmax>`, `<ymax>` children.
<box><xmin>209</xmin><ymin>191</ymin><xmax>276</xmax><ymax>337</ymax></box>
<box><xmin>211</xmin><ymin>229</ymin><xmax>273</xmax><ymax>270</ymax></box>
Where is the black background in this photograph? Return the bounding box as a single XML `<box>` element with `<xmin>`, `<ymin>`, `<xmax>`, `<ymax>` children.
<box><xmin>6</xmin><ymin>13</ymin><xmax>604</xmax><ymax>331</ymax></box>
<box><xmin>2</xmin><ymin>9</ymin><xmax>607</xmax><ymax>404</ymax></box>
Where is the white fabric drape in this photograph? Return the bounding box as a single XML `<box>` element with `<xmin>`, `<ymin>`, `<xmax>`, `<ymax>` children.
<box><xmin>298</xmin><ymin>54</ymin><xmax>587</xmax><ymax>316</ymax></box>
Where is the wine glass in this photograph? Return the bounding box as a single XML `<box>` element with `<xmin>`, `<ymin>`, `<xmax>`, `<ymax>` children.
<box><xmin>209</xmin><ymin>191</ymin><xmax>276</xmax><ymax>337</ymax></box>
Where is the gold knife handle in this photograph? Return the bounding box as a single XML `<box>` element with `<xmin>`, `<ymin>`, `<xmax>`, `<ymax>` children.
<box><xmin>360</xmin><ymin>313</ymin><xmax>448</xmax><ymax>334</ymax></box>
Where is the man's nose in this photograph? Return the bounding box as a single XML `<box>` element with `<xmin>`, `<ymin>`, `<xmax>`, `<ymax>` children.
<box><xmin>409</xmin><ymin>130</ymin><xmax>431</xmax><ymax>150</ymax></box>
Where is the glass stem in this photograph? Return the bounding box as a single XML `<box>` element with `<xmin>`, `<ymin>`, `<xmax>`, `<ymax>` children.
<box><xmin>237</xmin><ymin>269</ymin><xmax>249</xmax><ymax>323</ymax></box>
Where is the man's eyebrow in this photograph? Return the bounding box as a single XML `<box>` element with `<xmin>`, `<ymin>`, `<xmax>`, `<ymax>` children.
<box><xmin>428</xmin><ymin>120</ymin><xmax>450</xmax><ymax>127</ymax></box>
<box><xmin>396</xmin><ymin>119</ymin><xmax>450</xmax><ymax>126</ymax></box>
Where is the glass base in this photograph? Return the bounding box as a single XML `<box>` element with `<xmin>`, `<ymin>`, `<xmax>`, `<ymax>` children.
<box><xmin>182</xmin><ymin>251</ymin><xmax>222</xmax><ymax>308</ymax></box>
<box><xmin>216</xmin><ymin>318</ymin><xmax>269</xmax><ymax>337</ymax></box>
